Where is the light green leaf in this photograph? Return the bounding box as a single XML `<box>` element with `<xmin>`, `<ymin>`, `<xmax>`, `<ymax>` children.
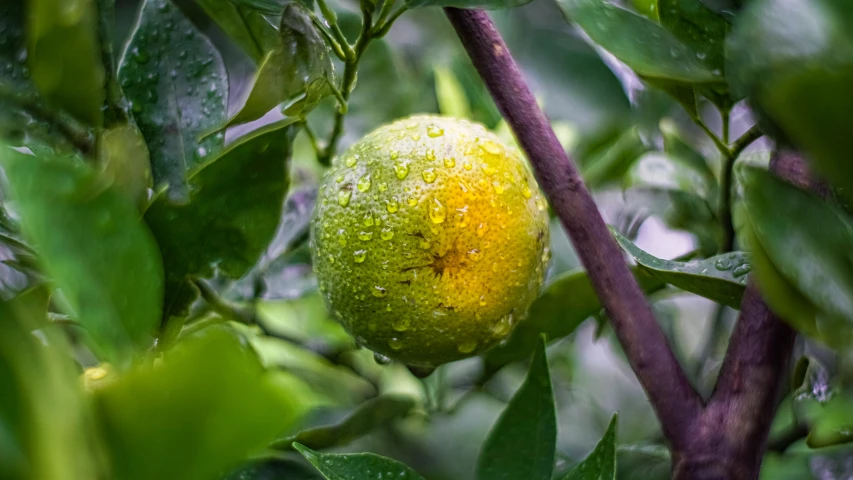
<box><xmin>275</xmin><ymin>394</ymin><xmax>415</xmax><ymax>450</ymax></box>
<box><xmin>119</xmin><ymin>0</ymin><xmax>228</xmax><ymax>202</ymax></box>
<box><xmin>477</xmin><ymin>338</ymin><xmax>556</xmax><ymax>480</ymax></box>
<box><xmin>557</xmin><ymin>0</ymin><xmax>721</xmax><ymax>83</ymax></box>
<box><xmin>197</xmin><ymin>0</ymin><xmax>279</xmax><ymax>64</ymax></box>
<box><xmin>97</xmin><ymin>123</ymin><xmax>152</xmax><ymax>208</ymax></box>
<box><xmin>227</xmin><ymin>4</ymin><xmax>334</xmax><ymax>128</ymax></box>
<box><xmin>434</xmin><ymin>66</ymin><xmax>472</xmax><ymax>119</ymax></box>
<box><xmin>0</xmin><ymin>294</ymin><xmax>101</xmax><ymax>480</ymax></box>
<box><xmin>94</xmin><ymin>327</ymin><xmax>307</xmax><ymax>480</ymax></box>
<box><xmin>741</xmin><ymin>165</ymin><xmax>853</xmax><ymax>343</ymax></box>
<box><xmin>483</xmin><ymin>267</ymin><xmax>665</xmax><ymax>375</ymax></box>
<box><xmin>580</xmin><ymin>127</ymin><xmax>647</xmax><ymax>189</ymax></box>
<box><xmin>144</xmin><ymin>120</ymin><xmax>297</xmax><ymax>318</ymax></box>
<box><xmin>612</xmin><ymin>230</ymin><xmax>748</xmax><ymax>308</ymax></box>
<box><xmin>560</xmin><ymin>414</ymin><xmax>618</xmax><ymax>480</ymax></box>
<box><xmin>0</xmin><ymin>147</ymin><xmax>164</xmax><ymax>364</ymax></box>
<box><xmin>27</xmin><ymin>0</ymin><xmax>105</xmax><ymax>126</ymax></box>
<box><xmin>295</xmin><ymin>443</ymin><xmax>427</xmax><ymax>480</ymax></box>
<box><xmin>230</xmin><ymin>0</ymin><xmax>315</xmax><ymax>13</ymax></box>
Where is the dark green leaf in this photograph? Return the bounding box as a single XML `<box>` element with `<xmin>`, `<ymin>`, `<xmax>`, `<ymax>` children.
<box><xmin>728</xmin><ymin>0</ymin><xmax>853</xmax><ymax>194</ymax></box>
<box><xmin>612</xmin><ymin>230</ymin><xmax>748</xmax><ymax>308</ymax></box>
<box><xmin>0</xmin><ymin>1</ymin><xmax>31</xmax><ymax>92</ymax></box>
<box><xmin>483</xmin><ymin>267</ymin><xmax>665</xmax><ymax>374</ymax></box>
<box><xmin>560</xmin><ymin>414</ymin><xmax>618</xmax><ymax>480</ymax></box>
<box><xmin>640</xmin><ymin>77</ymin><xmax>698</xmax><ymax>118</ymax></box>
<box><xmin>94</xmin><ymin>327</ymin><xmax>306</xmax><ymax>480</ymax></box>
<box><xmin>741</xmin><ymin>166</ymin><xmax>853</xmax><ymax>343</ymax></box>
<box><xmin>230</xmin><ymin>0</ymin><xmax>314</xmax><ymax>14</ymax></box>
<box><xmin>227</xmin><ymin>4</ymin><xmax>334</xmax><ymax>128</ymax></box>
<box><xmin>657</xmin><ymin>0</ymin><xmax>729</xmax><ymax>74</ymax></box>
<box><xmin>27</xmin><ymin>0</ymin><xmax>105</xmax><ymax>126</ymax></box>
<box><xmin>623</xmin><ymin>151</ymin><xmax>713</xmax><ymax>201</ymax></box>
<box><xmin>0</xmin><ymin>148</ymin><xmax>164</xmax><ymax>364</ymax></box>
<box><xmin>477</xmin><ymin>338</ymin><xmax>556</xmax><ymax>480</ymax></box>
<box><xmin>0</xmin><ymin>295</ymin><xmax>100</xmax><ymax>480</ymax></box>
<box><xmin>276</xmin><ymin>394</ymin><xmax>415</xmax><ymax>450</ymax></box>
<box><xmin>294</xmin><ymin>443</ymin><xmax>427</xmax><ymax>480</ymax></box>
<box><xmin>557</xmin><ymin>0</ymin><xmax>721</xmax><ymax>83</ymax></box>
<box><xmin>405</xmin><ymin>0</ymin><xmax>532</xmax><ymax>9</ymax></box>
<box><xmin>144</xmin><ymin>120</ymin><xmax>297</xmax><ymax>318</ymax></box>
<box><xmin>807</xmin><ymin>396</ymin><xmax>853</xmax><ymax>448</ymax></box>
<box><xmin>119</xmin><ymin>0</ymin><xmax>228</xmax><ymax>202</ymax></box>
<box><xmin>197</xmin><ymin>0</ymin><xmax>279</xmax><ymax>64</ymax></box>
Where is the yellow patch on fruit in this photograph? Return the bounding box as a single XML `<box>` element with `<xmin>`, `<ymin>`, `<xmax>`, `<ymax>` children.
<box><xmin>310</xmin><ymin>115</ymin><xmax>550</xmax><ymax>367</ymax></box>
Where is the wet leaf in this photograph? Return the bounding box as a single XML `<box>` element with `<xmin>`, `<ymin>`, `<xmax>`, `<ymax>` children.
<box><xmin>295</xmin><ymin>443</ymin><xmax>427</xmax><ymax>480</ymax></box>
<box><xmin>276</xmin><ymin>394</ymin><xmax>415</xmax><ymax>450</ymax></box>
<box><xmin>657</xmin><ymin>0</ymin><xmax>729</xmax><ymax>74</ymax></box>
<box><xmin>0</xmin><ymin>1</ymin><xmax>31</xmax><ymax>92</ymax></box>
<box><xmin>144</xmin><ymin>120</ymin><xmax>297</xmax><ymax>318</ymax></box>
<box><xmin>560</xmin><ymin>414</ymin><xmax>618</xmax><ymax>480</ymax></box>
<box><xmin>0</xmin><ymin>148</ymin><xmax>164</xmax><ymax>364</ymax></box>
<box><xmin>557</xmin><ymin>0</ymin><xmax>722</xmax><ymax>83</ymax></box>
<box><xmin>741</xmin><ymin>166</ymin><xmax>853</xmax><ymax>343</ymax></box>
<box><xmin>477</xmin><ymin>338</ymin><xmax>556</xmax><ymax>480</ymax></box>
<box><xmin>483</xmin><ymin>267</ymin><xmax>665</xmax><ymax>374</ymax></box>
<box><xmin>94</xmin><ymin>327</ymin><xmax>307</xmax><ymax>480</ymax></box>
<box><xmin>119</xmin><ymin>0</ymin><xmax>228</xmax><ymax>202</ymax></box>
<box><xmin>612</xmin><ymin>230</ymin><xmax>748</xmax><ymax>308</ymax></box>
<box><xmin>227</xmin><ymin>4</ymin><xmax>334</xmax><ymax>128</ymax></box>
<box><xmin>197</xmin><ymin>0</ymin><xmax>279</xmax><ymax>64</ymax></box>
<box><xmin>27</xmin><ymin>0</ymin><xmax>105</xmax><ymax>126</ymax></box>
<box><xmin>230</xmin><ymin>0</ymin><xmax>315</xmax><ymax>14</ymax></box>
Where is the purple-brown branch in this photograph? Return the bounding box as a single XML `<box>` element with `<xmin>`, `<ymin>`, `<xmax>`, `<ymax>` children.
<box><xmin>444</xmin><ymin>8</ymin><xmax>703</xmax><ymax>450</ymax></box>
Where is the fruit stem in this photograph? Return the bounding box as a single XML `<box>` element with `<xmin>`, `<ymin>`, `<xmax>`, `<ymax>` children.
<box><xmin>444</xmin><ymin>7</ymin><xmax>703</xmax><ymax>450</ymax></box>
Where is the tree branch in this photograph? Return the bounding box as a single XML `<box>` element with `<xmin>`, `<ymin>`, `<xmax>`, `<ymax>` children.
<box><xmin>444</xmin><ymin>8</ymin><xmax>703</xmax><ymax>449</ymax></box>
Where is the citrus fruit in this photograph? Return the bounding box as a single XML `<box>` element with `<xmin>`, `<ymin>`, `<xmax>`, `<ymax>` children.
<box><xmin>310</xmin><ymin>115</ymin><xmax>550</xmax><ymax>367</ymax></box>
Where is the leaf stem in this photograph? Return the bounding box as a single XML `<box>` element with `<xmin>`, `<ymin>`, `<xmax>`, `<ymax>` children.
<box><xmin>730</xmin><ymin>124</ymin><xmax>763</xmax><ymax>160</ymax></box>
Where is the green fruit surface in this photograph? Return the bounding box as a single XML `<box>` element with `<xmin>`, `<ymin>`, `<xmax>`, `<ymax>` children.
<box><xmin>311</xmin><ymin>115</ymin><xmax>550</xmax><ymax>367</ymax></box>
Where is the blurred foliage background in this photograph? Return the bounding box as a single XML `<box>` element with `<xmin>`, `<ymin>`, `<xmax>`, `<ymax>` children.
<box><xmin>3</xmin><ymin>0</ymin><xmax>853</xmax><ymax>478</ymax></box>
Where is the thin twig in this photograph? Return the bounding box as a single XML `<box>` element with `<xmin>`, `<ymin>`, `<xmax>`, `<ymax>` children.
<box><xmin>730</xmin><ymin>125</ymin><xmax>764</xmax><ymax>160</ymax></box>
<box><xmin>0</xmin><ymin>86</ymin><xmax>95</xmax><ymax>154</ymax></box>
<box><xmin>444</xmin><ymin>8</ymin><xmax>703</xmax><ymax>450</ymax></box>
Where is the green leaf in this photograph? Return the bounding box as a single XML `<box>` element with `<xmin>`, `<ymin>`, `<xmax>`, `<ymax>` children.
<box><xmin>405</xmin><ymin>0</ymin><xmax>533</xmax><ymax>9</ymax></box>
<box><xmin>197</xmin><ymin>0</ymin><xmax>279</xmax><ymax>64</ymax></box>
<box><xmin>0</xmin><ymin>294</ymin><xmax>101</xmax><ymax>480</ymax></box>
<box><xmin>434</xmin><ymin>66</ymin><xmax>472</xmax><ymax>119</ymax></box>
<box><xmin>230</xmin><ymin>0</ymin><xmax>314</xmax><ymax>14</ymax></box>
<box><xmin>560</xmin><ymin>414</ymin><xmax>618</xmax><ymax>480</ymax></box>
<box><xmin>477</xmin><ymin>338</ymin><xmax>556</xmax><ymax>480</ymax></box>
<box><xmin>97</xmin><ymin>123</ymin><xmax>152</xmax><ymax>208</ymax></box>
<box><xmin>94</xmin><ymin>327</ymin><xmax>306</xmax><ymax>480</ymax></box>
<box><xmin>741</xmin><ymin>166</ymin><xmax>853</xmax><ymax>343</ymax></box>
<box><xmin>661</xmin><ymin>120</ymin><xmax>715</xmax><ymax>184</ymax></box>
<box><xmin>0</xmin><ymin>0</ymin><xmax>31</xmax><ymax>92</ymax></box>
<box><xmin>276</xmin><ymin>394</ymin><xmax>415</xmax><ymax>450</ymax></box>
<box><xmin>0</xmin><ymin>147</ymin><xmax>164</xmax><ymax>364</ymax></box>
<box><xmin>144</xmin><ymin>120</ymin><xmax>297</xmax><ymax>318</ymax></box>
<box><xmin>640</xmin><ymin>76</ymin><xmax>698</xmax><ymax>118</ymax></box>
<box><xmin>727</xmin><ymin>0</ymin><xmax>853</xmax><ymax>194</ymax></box>
<box><xmin>483</xmin><ymin>268</ymin><xmax>665</xmax><ymax>374</ymax></box>
<box><xmin>656</xmin><ymin>0</ymin><xmax>729</xmax><ymax>74</ymax></box>
<box><xmin>580</xmin><ymin>127</ymin><xmax>647</xmax><ymax>189</ymax></box>
<box><xmin>557</xmin><ymin>0</ymin><xmax>721</xmax><ymax>83</ymax></box>
<box><xmin>623</xmin><ymin>152</ymin><xmax>713</xmax><ymax>201</ymax></box>
<box><xmin>294</xmin><ymin>443</ymin><xmax>427</xmax><ymax>480</ymax></box>
<box><xmin>26</xmin><ymin>0</ymin><xmax>105</xmax><ymax>126</ymax></box>
<box><xmin>119</xmin><ymin>0</ymin><xmax>227</xmax><ymax>202</ymax></box>
<box><xmin>227</xmin><ymin>4</ymin><xmax>335</xmax><ymax>128</ymax></box>
<box><xmin>612</xmin><ymin>230</ymin><xmax>748</xmax><ymax>308</ymax></box>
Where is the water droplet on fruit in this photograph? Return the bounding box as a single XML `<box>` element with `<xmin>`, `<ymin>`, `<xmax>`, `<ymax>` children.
<box><xmin>521</xmin><ymin>184</ymin><xmax>532</xmax><ymax>199</ymax></box>
<box><xmin>407</xmin><ymin>196</ymin><xmax>418</xmax><ymax>206</ymax></box>
<box><xmin>492</xmin><ymin>315</ymin><xmax>511</xmax><ymax>336</ymax></box>
<box><xmin>389</xmin><ymin>338</ymin><xmax>404</xmax><ymax>350</ymax></box>
<box><xmin>479</xmin><ymin>296</ymin><xmax>487</xmax><ymax>306</ymax></box>
<box><xmin>468</xmin><ymin>249</ymin><xmax>482</xmax><ymax>261</ymax></box>
<box><xmin>345</xmin><ymin>156</ymin><xmax>357</xmax><ymax>167</ymax></box>
<box><xmin>492</xmin><ymin>181</ymin><xmax>505</xmax><ymax>194</ymax></box>
<box><xmin>429</xmin><ymin>198</ymin><xmax>446</xmax><ymax>224</ymax></box>
<box><xmin>363</xmin><ymin>213</ymin><xmax>375</xmax><ymax>227</ymax></box>
<box><xmin>463</xmin><ymin>162</ymin><xmax>472</xmax><ymax>171</ymax></box>
<box><xmin>374</xmin><ymin>352</ymin><xmax>392</xmax><ymax>364</ymax></box>
<box><xmin>458</xmin><ymin>341</ymin><xmax>477</xmax><ymax>353</ymax></box>
<box><xmin>480</xmin><ymin>140</ymin><xmax>501</xmax><ymax>155</ymax></box>
<box><xmin>337</xmin><ymin>187</ymin><xmax>352</xmax><ymax>206</ymax></box>
<box><xmin>394</xmin><ymin>161</ymin><xmax>409</xmax><ymax>179</ymax></box>
<box><xmin>392</xmin><ymin>318</ymin><xmax>410</xmax><ymax>332</ymax></box>
<box><xmin>353</xmin><ymin>250</ymin><xmax>367</xmax><ymax>263</ymax></box>
<box><xmin>336</xmin><ymin>175</ymin><xmax>344</xmax><ymax>183</ymax></box>
<box><xmin>372</xmin><ymin>285</ymin><xmax>387</xmax><ymax>297</ymax></box>
<box><xmin>444</xmin><ymin>157</ymin><xmax>456</xmax><ymax>168</ymax></box>
<box><xmin>427</xmin><ymin>124</ymin><xmax>444</xmax><ymax>137</ymax></box>
<box><xmin>425</xmin><ymin>149</ymin><xmax>436</xmax><ymax>161</ymax></box>
<box><xmin>386</xmin><ymin>198</ymin><xmax>399</xmax><ymax>213</ymax></box>
<box><xmin>422</xmin><ymin>168</ymin><xmax>437</xmax><ymax>183</ymax></box>
<box><xmin>357</xmin><ymin>174</ymin><xmax>372</xmax><ymax>192</ymax></box>
<box><xmin>378</xmin><ymin>182</ymin><xmax>388</xmax><ymax>192</ymax></box>
<box><xmin>358</xmin><ymin>231</ymin><xmax>374</xmax><ymax>241</ymax></box>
